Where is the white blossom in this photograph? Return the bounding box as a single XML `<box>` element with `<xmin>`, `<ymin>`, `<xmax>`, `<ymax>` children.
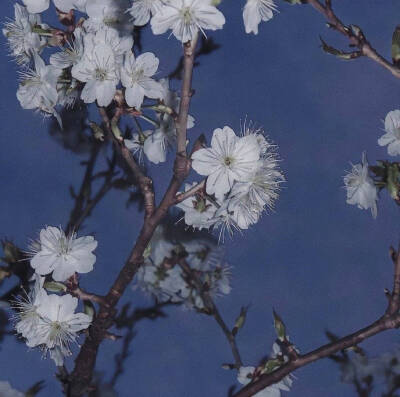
<box><xmin>151</xmin><ymin>0</ymin><xmax>225</xmax><ymax>43</ymax></box>
<box><xmin>16</xmin><ymin>52</ymin><xmax>61</xmax><ymax>121</ymax></box>
<box><xmin>237</xmin><ymin>367</ymin><xmax>281</xmax><ymax>397</ymax></box>
<box><xmin>72</xmin><ymin>28</ymin><xmax>129</xmax><ymax>106</ymax></box>
<box><xmin>159</xmin><ymin>78</ymin><xmax>195</xmax><ymax>129</ymax></box>
<box><xmin>135</xmin><ymin>225</ymin><xmax>230</xmax><ymax>307</ymax></box>
<box><xmin>192</xmin><ymin>126</ymin><xmax>261</xmax><ymax>200</ymax></box>
<box><xmin>53</xmin><ymin>0</ymin><xmax>87</xmax><ymax>13</ymax></box>
<box><xmin>34</xmin><ymin>293</ymin><xmax>92</xmax><ymax>362</ymax></box>
<box><xmin>143</xmin><ymin>129</ymin><xmax>168</xmax><ymax>164</ymax></box>
<box><xmin>343</xmin><ymin>152</ymin><xmax>378</xmax><ymax>218</ymax></box>
<box><xmin>149</xmin><ymin>78</ymin><xmax>194</xmax><ymax>162</ymax></box>
<box><xmin>340</xmin><ymin>353</ymin><xmax>381</xmax><ymax>384</ymax></box>
<box><xmin>378</xmin><ymin>110</ymin><xmax>400</xmax><ymax>156</ymax></box>
<box><xmin>124</xmin><ymin>129</ymin><xmax>152</xmax><ymax>162</ymax></box>
<box><xmin>84</xmin><ymin>0</ymin><xmax>132</xmax><ymax>36</ymax></box>
<box><xmin>127</xmin><ymin>0</ymin><xmax>163</xmax><ymax>26</ymax></box>
<box><xmin>121</xmin><ymin>51</ymin><xmax>164</xmax><ymax>109</ymax></box>
<box><xmin>0</xmin><ymin>381</ymin><xmax>24</xmax><ymax>397</ymax></box>
<box><xmin>3</xmin><ymin>4</ymin><xmax>46</xmax><ymax>65</ymax></box>
<box><xmin>224</xmin><ymin>193</ymin><xmax>261</xmax><ymax>230</ymax></box>
<box><xmin>243</xmin><ymin>0</ymin><xmax>277</xmax><ymax>35</ymax></box>
<box><xmin>50</xmin><ymin>27</ymin><xmax>85</xmax><ymax>69</ymax></box>
<box><xmin>176</xmin><ymin>183</ymin><xmax>217</xmax><ymax>230</ymax></box>
<box><xmin>30</xmin><ymin>226</ymin><xmax>97</xmax><ymax>282</ymax></box>
<box><xmin>12</xmin><ymin>275</ymin><xmax>47</xmax><ymax>347</ymax></box>
<box><xmin>22</xmin><ymin>0</ymin><xmax>50</xmax><ymax>14</ymax></box>
<box><xmin>237</xmin><ymin>351</ymin><xmax>292</xmax><ymax>397</ymax></box>
<box><xmin>210</xmin><ymin>264</ymin><xmax>231</xmax><ymax>295</ymax></box>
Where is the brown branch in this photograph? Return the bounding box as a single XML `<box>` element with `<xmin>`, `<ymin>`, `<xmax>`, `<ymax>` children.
<box><xmin>68</xmin><ymin>37</ymin><xmax>199</xmax><ymax>395</ymax></box>
<box><xmin>176</xmin><ymin>35</ymin><xmax>198</xmax><ymax>155</ymax></box>
<box><xmin>306</xmin><ymin>0</ymin><xmax>400</xmax><ymax>78</ymax></box>
<box><xmin>69</xmin><ymin>287</ymin><xmax>107</xmax><ymax>306</ymax></box>
<box><xmin>233</xmin><ymin>246</ymin><xmax>400</xmax><ymax>397</ymax></box>
<box><xmin>98</xmin><ymin>106</ymin><xmax>156</xmax><ymax>219</ymax></box>
<box><xmin>174</xmin><ymin>180</ymin><xmax>206</xmax><ymax>204</ymax></box>
<box><xmin>179</xmin><ymin>260</ymin><xmax>243</xmax><ymax>369</ymax></box>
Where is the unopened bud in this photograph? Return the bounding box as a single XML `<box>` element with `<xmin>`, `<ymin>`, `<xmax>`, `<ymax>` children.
<box><xmin>111</xmin><ymin>119</ymin><xmax>123</xmax><ymax>141</ymax></box>
<box><xmin>1</xmin><ymin>240</ymin><xmax>21</xmax><ymax>264</ymax></box>
<box><xmin>232</xmin><ymin>306</ymin><xmax>248</xmax><ymax>336</ymax></box>
<box><xmin>44</xmin><ymin>281</ymin><xmax>67</xmax><ymax>293</ymax></box>
<box><xmin>273</xmin><ymin>309</ymin><xmax>287</xmax><ymax>341</ymax></box>
<box><xmin>89</xmin><ymin>122</ymin><xmax>105</xmax><ymax>141</ymax></box>
<box><xmin>83</xmin><ymin>300</ymin><xmax>95</xmax><ymax>318</ymax></box>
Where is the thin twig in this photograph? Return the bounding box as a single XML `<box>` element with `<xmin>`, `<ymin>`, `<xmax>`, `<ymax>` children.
<box><xmin>179</xmin><ymin>260</ymin><xmax>243</xmax><ymax>369</ymax></box>
<box><xmin>306</xmin><ymin>0</ymin><xmax>400</xmax><ymax>78</ymax></box>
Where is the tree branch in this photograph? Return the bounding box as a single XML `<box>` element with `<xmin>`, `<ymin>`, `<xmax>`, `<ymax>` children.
<box><xmin>306</xmin><ymin>0</ymin><xmax>400</xmax><ymax>78</ymax></box>
<box><xmin>233</xmin><ymin>246</ymin><xmax>400</xmax><ymax>397</ymax></box>
<box><xmin>68</xmin><ymin>36</ymin><xmax>199</xmax><ymax>395</ymax></box>
<box><xmin>176</xmin><ymin>36</ymin><xmax>198</xmax><ymax>155</ymax></box>
<box><xmin>98</xmin><ymin>106</ymin><xmax>156</xmax><ymax>219</ymax></box>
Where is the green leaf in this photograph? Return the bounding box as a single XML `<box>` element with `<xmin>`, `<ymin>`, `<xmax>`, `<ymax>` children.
<box><xmin>261</xmin><ymin>358</ymin><xmax>282</xmax><ymax>374</ymax></box>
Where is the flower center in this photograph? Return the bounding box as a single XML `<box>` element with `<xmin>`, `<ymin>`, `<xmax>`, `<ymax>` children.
<box><xmin>131</xmin><ymin>68</ymin><xmax>144</xmax><ymax>85</ymax></box>
<box><xmin>224</xmin><ymin>156</ymin><xmax>234</xmax><ymax>167</ymax></box>
<box><xmin>58</xmin><ymin>236</ymin><xmax>70</xmax><ymax>256</ymax></box>
<box><xmin>94</xmin><ymin>67</ymin><xmax>108</xmax><ymax>81</ymax></box>
<box><xmin>49</xmin><ymin>321</ymin><xmax>63</xmax><ymax>341</ymax></box>
<box><xmin>180</xmin><ymin>7</ymin><xmax>193</xmax><ymax>23</ymax></box>
<box><xmin>193</xmin><ymin>198</ymin><xmax>209</xmax><ymax>213</ymax></box>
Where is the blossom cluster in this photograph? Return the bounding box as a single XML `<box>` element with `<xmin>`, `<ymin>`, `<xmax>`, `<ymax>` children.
<box><xmin>13</xmin><ymin>226</ymin><xmax>97</xmax><ymax>366</ymax></box>
<box><xmin>135</xmin><ymin>225</ymin><xmax>231</xmax><ymax>309</ymax></box>
<box><xmin>0</xmin><ymin>381</ymin><xmax>24</xmax><ymax>397</ymax></box>
<box><xmin>237</xmin><ymin>342</ymin><xmax>294</xmax><ymax>397</ymax></box>
<box><xmin>343</xmin><ymin>109</ymin><xmax>400</xmax><ymax>218</ymax></box>
<box><xmin>176</xmin><ymin>124</ymin><xmax>284</xmax><ymax>236</ymax></box>
<box><xmin>3</xmin><ymin>0</ymin><xmax>282</xmax><ymax>125</ymax></box>
<box><xmin>339</xmin><ymin>347</ymin><xmax>400</xmax><ymax>393</ymax></box>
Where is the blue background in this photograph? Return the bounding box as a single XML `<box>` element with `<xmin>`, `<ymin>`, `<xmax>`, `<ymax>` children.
<box><xmin>1</xmin><ymin>0</ymin><xmax>400</xmax><ymax>396</ymax></box>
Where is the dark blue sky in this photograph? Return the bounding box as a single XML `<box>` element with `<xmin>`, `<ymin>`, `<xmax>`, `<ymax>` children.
<box><xmin>1</xmin><ymin>0</ymin><xmax>400</xmax><ymax>396</ymax></box>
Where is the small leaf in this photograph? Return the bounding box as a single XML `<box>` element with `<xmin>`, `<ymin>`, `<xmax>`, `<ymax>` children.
<box><xmin>111</xmin><ymin>119</ymin><xmax>123</xmax><ymax>141</ymax></box>
<box><xmin>261</xmin><ymin>358</ymin><xmax>282</xmax><ymax>374</ymax></box>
